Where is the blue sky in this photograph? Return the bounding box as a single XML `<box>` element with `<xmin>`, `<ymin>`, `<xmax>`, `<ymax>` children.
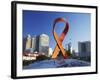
<box><xmin>23</xmin><ymin>10</ymin><xmax>91</xmax><ymax>52</ymax></box>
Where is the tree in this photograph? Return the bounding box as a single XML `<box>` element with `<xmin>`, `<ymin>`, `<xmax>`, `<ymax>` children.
<box><xmin>65</xmin><ymin>49</ymin><xmax>72</xmax><ymax>57</ymax></box>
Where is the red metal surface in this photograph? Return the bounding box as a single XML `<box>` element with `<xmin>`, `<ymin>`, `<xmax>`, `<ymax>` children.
<box><xmin>51</xmin><ymin>18</ymin><xmax>69</xmax><ymax>59</ymax></box>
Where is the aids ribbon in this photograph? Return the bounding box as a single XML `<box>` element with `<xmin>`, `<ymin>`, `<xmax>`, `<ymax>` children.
<box><xmin>51</xmin><ymin>18</ymin><xmax>69</xmax><ymax>59</ymax></box>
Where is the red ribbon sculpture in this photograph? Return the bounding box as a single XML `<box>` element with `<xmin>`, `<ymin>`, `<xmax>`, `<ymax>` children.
<box><xmin>51</xmin><ymin>18</ymin><xmax>69</xmax><ymax>59</ymax></box>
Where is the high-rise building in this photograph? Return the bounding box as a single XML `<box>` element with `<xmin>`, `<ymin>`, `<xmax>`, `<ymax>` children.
<box><xmin>23</xmin><ymin>34</ymin><xmax>50</xmax><ymax>56</ymax></box>
<box><xmin>78</xmin><ymin>41</ymin><xmax>91</xmax><ymax>57</ymax></box>
<box><xmin>23</xmin><ymin>37</ymin><xmax>27</xmax><ymax>52</ymax></box>
<box><xmin>32</xmin><ymin>36</ymin><xmax>36</xmax><ymax>52</ymax></box>
<box><xmin>25</xmin><ymin>34</ymin><xmax>32</xmax><ymax>50</ymax></box>
<box><xmin>35</xmin><ymin>35</ymin><xmax>39</xmax><ymax>52</ymax></box>
<box><xmin>39</xmin><ymin>34</ymin><xmax>49</xmax><ymax>56</ymax></box>
<box><xmin>48</xmin><ymin>48</ymin><xmax>53</xmax><ymax>57</ymax></box>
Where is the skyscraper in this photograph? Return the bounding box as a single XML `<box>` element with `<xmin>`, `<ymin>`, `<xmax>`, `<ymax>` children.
<box><xmin>39</xmin><ymin>34</ymin><xmax>49</xmax><ymax>56</ymax></box>
<box><xmin>32</xmin><ymin>36</ymin><xmax>36</xmax><ymax>52</ymax></box>
<box><xmin>23</xmin><ymin>37</ymin><xmax>27</xmax><ymax>52</ymax></box>
<box><xmin>78</xmin><ymin>41</ymin><xmax>91</xmax><ymax>57</ymax></box>
<box><xmin>25</xmin><ymin>34</ymin><xmax>32</xmax><ymax>50</ymax></box>
<box><xmin>23</xmin><ymin>34</ymin><xmax>50</xmax><ymax>56</ymax></box>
